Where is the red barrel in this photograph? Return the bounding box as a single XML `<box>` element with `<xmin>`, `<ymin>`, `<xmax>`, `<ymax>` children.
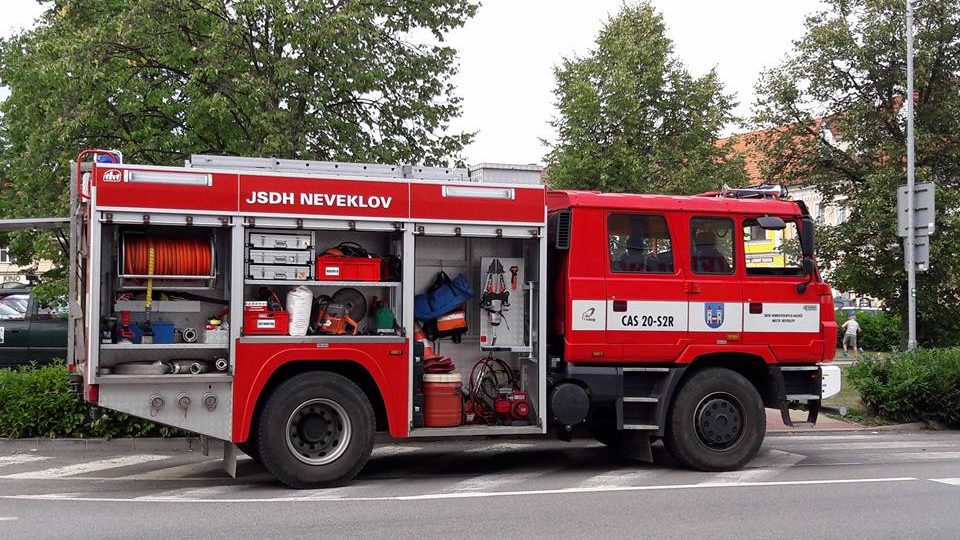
<box><xmin>423</xmin><ymin>373</ymin><xmax>463</xmax><ymax>427</ymax></box>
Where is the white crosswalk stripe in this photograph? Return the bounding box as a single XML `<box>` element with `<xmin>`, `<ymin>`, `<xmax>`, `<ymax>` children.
<box><xmin>785</xmin><ymin>441</ymin><xmax>960</xmax><ymax>452</ymax></box>
<box><xmin>578</xmin><ymin>468</ymin><xmax>664</xmax><ymax>489</ymax></box>
<box><xmin>0</xmin><ymin>454</ymin><xmax>170</xmax><ymax>479</ymax></box>
<box><xmin>930</xmin><ymin>478</ymin><xmax>960</xmax><ymax>487</ymax></box>
<box><xmin>372</xmin><ymin>445</ymin><xmax>423</xmax><ymax>457</ymax></box>
<box><xmin>135</xmin><ymin>485</ymin><xmax>249</xmax><ymax>500</ymax></box>
<box><xmin>0</xmin><ymin>455</ymin><xmax>51</xmax><ymax>468</ymax></box>
<box><xmin>700</xmin><ymin>450</ymin><xmax>806</xmax><ymax>485</ymax></box>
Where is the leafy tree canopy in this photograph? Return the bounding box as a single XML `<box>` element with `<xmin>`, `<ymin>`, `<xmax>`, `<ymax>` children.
<box><xmin>544</xmin><ymin>1</ymin><xmax>746</xmax><ymax>194</ymax></box>
<box><xmin>753</xmin><ymin>0</ymin><xmax>960</xmax><ymax>346</ymax></box>
<box><xmin>0</xmin><ymin>0</ymin><xmax>477</xmax><ymax>288</ymax></box>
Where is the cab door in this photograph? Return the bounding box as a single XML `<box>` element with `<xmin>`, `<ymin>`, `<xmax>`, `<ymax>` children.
<box><xmin>740</xmin><ymin>216</ymin><xmax>823</xmax><ymax>361</ymax></box>
<box><xmin>605</xmin><ymin>212</ymin><xmax>689</xmax><ymax>361</ymax></box>
<box><xmin>686</xmin><ymin>216</ymin><xmax>743</xmax><ymax>346</ymax></box>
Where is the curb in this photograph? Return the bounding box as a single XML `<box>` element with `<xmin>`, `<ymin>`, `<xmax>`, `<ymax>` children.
<box><xmin>0</xmin><ymin>437</ymin><xmax>201</xmax><ymax>453</ymax></box>
<box><xmin>767</xmin><ymin>421</ymin><xmax>930</xmax><ymax>434</ymax></box>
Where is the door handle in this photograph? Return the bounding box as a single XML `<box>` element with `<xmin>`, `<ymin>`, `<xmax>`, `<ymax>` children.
<box><xmin>684</xmin><ymin>283</ymin><xmax>701</xmax><ymax>294</ymax></box>
<box><xmin>612</xmin><ymin>300</ymin><xmax>627</xmax><ymax>312</ymax></box>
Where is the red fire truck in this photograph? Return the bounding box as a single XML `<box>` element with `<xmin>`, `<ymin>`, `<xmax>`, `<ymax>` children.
<box><xmin>65</xmin><ymin>150</ymin><xmax>840</xmax><ymax>488</ymax></box>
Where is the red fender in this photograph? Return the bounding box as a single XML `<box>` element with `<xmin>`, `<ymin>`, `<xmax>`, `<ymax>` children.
<box><xmin>232</xmin><ymin>341</ymin><xmax>409</xmax><ymax>442</ymax></box>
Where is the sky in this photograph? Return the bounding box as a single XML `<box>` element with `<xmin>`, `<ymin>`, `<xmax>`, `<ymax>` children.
<box><xmin>1</xmin><ymin>0</ymin><xmax>825</xmax><ymax>166</ymax></box>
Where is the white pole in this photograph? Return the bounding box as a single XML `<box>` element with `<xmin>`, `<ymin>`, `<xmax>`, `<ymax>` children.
<box><xmin>906</xmin><ymin>0</ymin><xmax>917</xmax><ymax>350</ymax></box>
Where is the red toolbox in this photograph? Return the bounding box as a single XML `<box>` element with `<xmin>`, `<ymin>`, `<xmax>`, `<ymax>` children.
<box><xmin>315</xmin><ymin>256</ymin><xmax>381</xmax><ymax>281</ymax></box>
<box><xmin>243</xmin><ymin>301</ymin><xmax>290</xmax><ymax>335</ymax></box>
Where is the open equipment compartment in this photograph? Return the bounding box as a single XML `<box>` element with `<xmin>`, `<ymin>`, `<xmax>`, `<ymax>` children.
<box><xmin>240</xmin><ymin>221</ymin><xmax>406</xmax><ymax>342</ymax></box>
<box><xmin>409</xmin><ymin>225</ymin><xmax>546</xmax><ymax>436</ymax></box>
<box><xmin>94</xmin><ymin>220</ymin><xmax>234</xmax><ymax>380</ymax></box>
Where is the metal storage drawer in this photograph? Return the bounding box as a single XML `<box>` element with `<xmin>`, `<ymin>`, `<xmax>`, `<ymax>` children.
<box><xmin>249</xmin><ymin>248</ymin><xmax>313</xmax><ymax>265</ymax></box>
<box><xmin>248</xmin><ymin>232</ymin><xmax>312</xmax><ymax>250</ymax></box>
<box><xmin>247</xmin><ymin>264</ymin><xmax>312</xmax><ymax>281</ymax></box>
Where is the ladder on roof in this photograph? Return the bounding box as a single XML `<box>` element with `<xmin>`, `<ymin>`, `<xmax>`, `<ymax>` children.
<box><xmin>698</xmin><ymin>184</ymin><xmax>789</xmax><ymax>199</ymax></box>
<box><xmin>186</xmin><ymin>154</ymin><xmax>469</xmax><ymax>182</ymax></box>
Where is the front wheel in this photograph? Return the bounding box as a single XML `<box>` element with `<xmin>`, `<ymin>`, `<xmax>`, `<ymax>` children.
<box><xmin>663</xmin><ymin>368</ymin><xmax>765</xmax><ymax>471</ymax></box>
<box><xmin>256</xmin><ymin>371</ymin><xmax>375</xmax><ymax>488</ymax></box>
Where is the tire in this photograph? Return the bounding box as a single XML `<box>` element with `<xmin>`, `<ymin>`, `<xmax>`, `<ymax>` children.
<box><xmin>236</xmin><ymin>439</ymin><xmax>260</xmax><ymax>464</ymax></box>
<box><xmin>256</xmin><ymin>371</ymin><xmax>375</xmax><ymax>488</ymax></box>
<box><xmin>663</xmin><ymin>368</ymin><xmax>765</xmax><ymax>471</ymax></box>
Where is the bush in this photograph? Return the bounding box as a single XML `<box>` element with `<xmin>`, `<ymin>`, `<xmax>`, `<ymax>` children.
<box><xmin>0</xmin><ymin>363</ymin><xmax>184</xmax><ymax>438</ymax></box>
<box><xmin>848</xmin><ymin>348</ymin><xmax>960</xmax><ymax>427</ymax></box>
<box><xmin>836</xmin><ymin>310</ymin><xmax>900</xmax><ymax>352</ymax></box>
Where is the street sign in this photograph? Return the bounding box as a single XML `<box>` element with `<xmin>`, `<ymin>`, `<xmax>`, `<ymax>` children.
<box><xmin>897</xmin><ymin>182</ymin><xmax>935</xmax><ymax>237</ymax></box>
<box><xmin>904</xmin><ymin>236</ymin><xmax>930</xmax><ymax>272</ymax></box>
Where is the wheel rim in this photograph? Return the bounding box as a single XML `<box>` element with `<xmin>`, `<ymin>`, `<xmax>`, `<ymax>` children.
<box><xmin>285</xmin><ymin>398</ymin><xmax>352</xmax><ymax>466</ymax></box>
<box><xmin>693</xmin><ymin>392</ymin><xmax>745</xmax><ymax>450</ymax></box>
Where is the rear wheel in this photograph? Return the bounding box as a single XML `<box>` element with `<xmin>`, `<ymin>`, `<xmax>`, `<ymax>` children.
<box><xmin>664</xmin><ymin>368</ymin><xmax>764</xmax><ymax>471</ymax></box>
<box><xmin>256</xmin><ymin>371</ymin><xmax>375</xmax><ymax>488</ymax></box>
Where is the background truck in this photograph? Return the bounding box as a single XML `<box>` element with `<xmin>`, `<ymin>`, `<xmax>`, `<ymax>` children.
<box><xmin>66</xmin><ymin>150</ymin><xmax>840</xmax><ymax>488</ymax></box>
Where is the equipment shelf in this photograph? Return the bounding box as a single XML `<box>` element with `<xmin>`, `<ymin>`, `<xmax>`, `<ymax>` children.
<box><xmin>239</xmin><ymin>335</ymin><xmax>405</xmax><ymax>344</ymax></box>
<box><xmin>245</xmin><ymin>280</ymin><xmax>401</xmax><ymax>287</ymax></box>
<box><xmin>100</xmin><ymin>343</ymin><xmax>229</xmax><ymax>350</ymax></box>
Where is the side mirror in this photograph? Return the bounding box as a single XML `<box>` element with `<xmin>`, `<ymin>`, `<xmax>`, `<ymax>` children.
<box><xmin>800</xmin><ymin>218</ymin><xmax>815</xmax><ymax>258</ymax></box>
<box><xmin>801</xmin><ymin>258</ymin><xmax>815</xmax><ymax>275</ymax></box>
<box><xmin>757</xmin><ymin>215</ymin><xmax>786</xmax><ymax>230</ymax></box>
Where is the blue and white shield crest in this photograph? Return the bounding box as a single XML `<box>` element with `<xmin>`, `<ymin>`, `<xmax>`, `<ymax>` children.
<box><xmin>704</xmin><ymin>302</ymin><xmax>724</xmax><ymax>329</ymax></box>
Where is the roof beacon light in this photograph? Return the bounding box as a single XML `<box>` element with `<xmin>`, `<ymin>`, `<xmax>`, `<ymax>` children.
<box><xmin>125</xmin><ymin>171</ymin><xmax>213</xmax><ymax>187</ymax></box>
<box><xmin>442</xmin><ymin>185</ymin><xmax>515</xmax><ymax>200</ymax></box>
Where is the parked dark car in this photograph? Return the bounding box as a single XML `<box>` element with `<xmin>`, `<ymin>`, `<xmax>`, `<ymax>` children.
<box><xmin>0</xmin><ymin>285</ymin><xmax>67</xmax><ymax>367</ymax></box>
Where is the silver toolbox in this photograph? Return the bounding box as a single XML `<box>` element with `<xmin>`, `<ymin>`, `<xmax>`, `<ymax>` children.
<box><xmin>248</xmin><ymin>232</ymin><xmax>312</xmax><ymax>250</ymax></box>
<box><xmin>247</xmin><ymin>264</ymin><xmax>312</xmax><ymax>281</ymax></box>
<box><xmin>249</xmin><ymin>248</ymin><xmax>313</xmax><ymax>265</ymax></box>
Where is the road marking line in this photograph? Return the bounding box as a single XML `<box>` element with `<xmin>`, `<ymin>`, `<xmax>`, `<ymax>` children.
<box><xmin>0</xmin><ymin>477</ymin><xmax>918</xmax><ymax>504</ymax></box>
<box><xmin>0</xmin><ymin>456</ymin><xmax>51</xmax><ymax>467</ymax></box>
<box><xmin>0</xmin><ymin>517</ymin><xmax>17</xmax><ymax>522</ymax></box>
<box><xmin>372</xmin><ymin>445</ymin><xmax>423</xmax><ymax>457</ymax></box>
<box><xmin>0</xmin><ymin>455</ymin><xmax>170</xmax><ymax>479</ymax></box>
<box><xmin>578</xmin><ymin>469</ymin><xmax>664</xmax><ymax>489</ymax></box>
<box><xmin>931</xmin><ymin>478</ymin><xmax>960</xmax><ymax>487</ymax></box>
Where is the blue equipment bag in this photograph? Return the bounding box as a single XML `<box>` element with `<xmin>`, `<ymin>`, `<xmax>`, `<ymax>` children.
<box><xmin>415</xmin><ymin>271</ymin><xmax>473</xmax><ymax>320</ymax></box>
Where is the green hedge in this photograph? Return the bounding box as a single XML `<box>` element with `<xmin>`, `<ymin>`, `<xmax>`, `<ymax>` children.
<box><xmin>836</xmin><ymin>310</ymin><xmax>900</xmax><ymax>352</ymax></box>
<box><xmin>0</xmin><ymin>363</ymin><xmax>183</xmax><ymax>438</ymax></box>
<box><xmin>848</xmin><ymin>348</ymin><xmax>960</xmax><ymax>427</ymax></box>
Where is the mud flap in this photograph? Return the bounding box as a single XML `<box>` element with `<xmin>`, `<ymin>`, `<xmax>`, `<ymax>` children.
<box><xmin>223</xmin><ymin>441</ymin><xmax>237</xmax><ymax>478</ymax></box>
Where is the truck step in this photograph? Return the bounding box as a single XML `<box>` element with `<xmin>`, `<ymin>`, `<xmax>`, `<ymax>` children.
<box><xmin>622</xmin><ymin>397</ymin><xmax>659</xmax><ymax>403</ymax></box>
<box><xmin>622</xmin><ymin>424</ymin><xmax>659</xmax><ymax>430</ymax></box>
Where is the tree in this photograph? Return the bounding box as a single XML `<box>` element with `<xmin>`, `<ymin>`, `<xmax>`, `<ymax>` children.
<box><xmin>0</xmin><ymin>0</ymin><xmax>476</xmax><ymax>284</ymax></box>
<box><xmin>753</xmin><ymin>0</ymin><xmax>960</xmax><ymax>347</ymax></box>
<box><xmin>544</xmin><ymin>2</ymin><xmax>746</xmax><ymax>194</ymax></box>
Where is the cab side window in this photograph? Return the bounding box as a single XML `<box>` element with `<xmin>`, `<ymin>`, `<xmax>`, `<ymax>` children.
<box><xmin>608</xmin><ymin>213</ymin><xmax>674</xmax><ymax>273</ymax></box>
<box><xmin>743</xmin><ymin>218</ymin><xmax>803</xmax><ymax>276</ymax></box>
<box><xmin>690</xmin><ymin>217</ymin><xmax>734</xmax><ymax>275</ymax></box>
<box><xmin>0</xmin><ymin>294</ymin><xmax>29</xmax><ymax>321</ymax></box>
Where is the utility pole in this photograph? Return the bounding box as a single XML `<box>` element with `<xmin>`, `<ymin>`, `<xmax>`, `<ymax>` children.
<box><xmin>905</xmin><ymin>0</ymin><xmax>917</xmax><ymax>350</ymax></box>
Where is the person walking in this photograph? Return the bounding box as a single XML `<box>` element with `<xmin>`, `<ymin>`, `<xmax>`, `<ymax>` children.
<box><xmin>841</xmin><ymin>313</ymin><xmax>860</xmax><ymax>357</ymax></box>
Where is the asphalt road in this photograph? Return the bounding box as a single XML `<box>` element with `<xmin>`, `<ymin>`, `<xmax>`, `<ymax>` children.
<box><xmin>1</xmin><ymin>430</ymin><xmax>959</xmax><ymax>539</ymax></box>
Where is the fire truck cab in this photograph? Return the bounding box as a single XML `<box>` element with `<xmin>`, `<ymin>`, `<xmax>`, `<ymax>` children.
<box><xmin>67</xmin><ymin>151</ymin><xmax>839</xmax><ymax>488</ymax></box>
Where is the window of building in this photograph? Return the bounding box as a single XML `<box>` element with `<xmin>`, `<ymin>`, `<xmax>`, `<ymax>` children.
<box><xmin>0</xmin><ymin>248</ymin><xmax>10</xmax><ymax>264</ymax></box>
<box><xmin>608</xmin><ymin>214</ymin><xmax>674</xmax><ymax>273</ymax></box>
<box><xmin>743</xmin><ymin>218</ymin><xmax>803</xmax><ymax>276</ymax></box>
<box><xmin>690</xmin><ymin>217</ymin><xmax>734</xmax><ymax>275</ymax></box>
<box><xmin>746</xmin><ymin>225</ymin><xmax>767</xmax><ymax>242</ymax></box>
